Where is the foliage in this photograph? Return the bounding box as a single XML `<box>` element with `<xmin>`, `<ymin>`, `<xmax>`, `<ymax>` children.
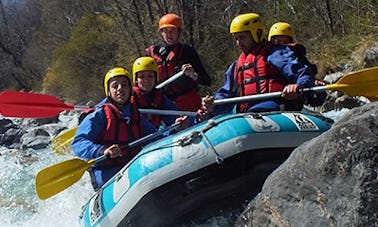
<box><xmin>43</xmin><ymin>13</ymin><xmax>120</xmax><ymax>103</ymax></box>
<box><xmin>0</xmin><ymin>0</ymin><xmax>377</xmax><ymax>103</ymax></box>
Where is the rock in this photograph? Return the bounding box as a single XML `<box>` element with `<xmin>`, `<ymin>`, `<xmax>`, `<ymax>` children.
<box><xmin>364</xmin><ymin>45</ymin><xmax>378</xmax><ymax>67</ymax></box>
<box><xmin>236</xmin><ymin>102</ymin><xmax>378</xmax><ymax>226</ymax></box>
<box><xmin>319</xmin><ymin>70</ymin><xmax>371</xmax><ymax>112</ymax></box>
<box><xmin>1</xmin><ymin>128</ymin><xmax>22</xmax><ymax>146</ymax></box>
<box><xmin>0</xmin><ymin>118</ymin><xmax>16</xmax><ymax>133</ymax></box>
<box><xmin>320</xmin><ymin>92</ymin><xmax>367</xmax><ymax>112</ymax></box>
<box><xmin>21</xmin><ymin>135</ymin><xmax>50</xmax><ymax>150</ymax></box>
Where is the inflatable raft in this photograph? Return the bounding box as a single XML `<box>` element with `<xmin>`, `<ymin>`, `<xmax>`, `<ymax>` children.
<box><xmin>79</xmin><ymin>111</ymin><xmax>333</xmax><ymax>227</ymax></box>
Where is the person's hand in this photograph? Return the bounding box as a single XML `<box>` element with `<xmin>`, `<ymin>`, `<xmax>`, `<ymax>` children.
<box><xmin>315</xmin><ymin>80</ymin><xmax>326</xmax><ymax>86</ymax></box>
<box><xmin>182</xmin><ymin>64</ymin><xmax>198</xmax><ymax>81</ymax></box>
<box><xmin>282</xmin><ymin>84</ymin><xmax>300</xmax><ymax>100</ymax></box>
<box><xmin>175</xmin><ymin>115</ymin><xmax>189</xmax><ymax>131</ymax></box>
<box><xmin>104</xmin><ymin>144</ymin><xmax>122</xmax><ymax>158</ymax></box>
<box><xmin>196</xmin><ymin>95</ymin><xmax>214</xmax><ymax>122</ymax></box>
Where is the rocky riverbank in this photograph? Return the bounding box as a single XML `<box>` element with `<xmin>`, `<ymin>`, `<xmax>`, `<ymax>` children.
<box><xmin>236</xmin><ymin>102</ymin><xmax>378</xmax><ymax>226</ymax></box>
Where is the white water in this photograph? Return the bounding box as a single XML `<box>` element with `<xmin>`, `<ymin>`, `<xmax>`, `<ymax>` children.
<box><xmin>0</xmin><ymin>109</ymin><xmax>349</xmax><ymax>227</ymax></box>
<box><xmin>0</xmin><ymin>150</ymin><xmax>92</xmax><ymax>227</ymax></box>
<box><xmin>0</xmin><ymin>113</ymin><xmax>93</xmax><ymax>227</ymax></box>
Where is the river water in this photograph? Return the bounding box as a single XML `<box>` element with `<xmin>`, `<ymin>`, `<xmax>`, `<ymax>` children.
<box><xmin>0</xmin><ymin>109</ymin><xmax>348</xmax><ymax>227</ymax></box>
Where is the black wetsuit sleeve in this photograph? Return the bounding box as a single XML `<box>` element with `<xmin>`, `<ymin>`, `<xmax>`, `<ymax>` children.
<box><xmin>182</xmin><ymin>45</ymin><xmax>211</xmax><ymax>86</ymax></box>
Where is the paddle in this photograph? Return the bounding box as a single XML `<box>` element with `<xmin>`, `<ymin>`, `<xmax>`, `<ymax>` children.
<box><xmin>0</xmin><ymin>91</ymin><xmax>197</xmax><ymax>118</ymax></box>
<box><xmin>155</xmin><ymin>71</ymin><xmax>184</xmax><ymax>89</ymax></box>
<box><xmin>51</xmin><ymin>127</ymin><xmax>78</xmax><ymax>155</ymax></box>
<box><xmin>35</xmin><ymin>122</ymin><xmax>181</xmax><ymax>200</ymax></box>
<box><xmin>0</xmin><ymin>91</ymin><xmax>86</xmax><ymax>118</ymax></box>
<box><xmin>140</xmin><ymin>108</ymin><xmax>197</xmax><ymax>117</ymax></box>
<box><xmin>214</xmin><ymin>66</ymin><xmax>378</xmax><ymax>105</ymax></box>
<box><xmin>50</xmin><ymin>108</ymin><xmax>196</xmax><ymax>155</ymax></box>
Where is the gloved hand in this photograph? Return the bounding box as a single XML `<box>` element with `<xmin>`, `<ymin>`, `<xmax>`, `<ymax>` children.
<box><xmin>182</xmin><ymin>64</ymin><xmax>198</xmax><ymax>81</ymax></box>
<box><xmin>175</xmin><ymin>115</ymin><xmax>189</xmax><ymax>131</ymax></box>
<box><xmin>196</xmin><ymin>95</ymin><xmax>215</xmax><ymax>122</ymax></box>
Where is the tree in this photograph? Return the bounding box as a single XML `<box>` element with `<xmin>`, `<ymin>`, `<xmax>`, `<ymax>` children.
<box><xmin>43</xmin><ymin>13</ymin><xmax>119</xmax><ymax>103</ymax></box>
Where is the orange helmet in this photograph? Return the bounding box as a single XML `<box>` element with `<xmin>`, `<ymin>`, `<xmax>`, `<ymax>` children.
<box><xmin>159</xmin><ymin>13</ymin><xmax>183</xmax><ymax>30</ymax></box>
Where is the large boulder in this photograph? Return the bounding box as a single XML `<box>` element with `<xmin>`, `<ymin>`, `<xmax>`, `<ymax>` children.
<box><xmin>236</xmin><ymin>102</ymin><xmax>378</xmax><ymax>226</ymax></box>
<box><xmin>364</xmin><ymin>45</ymin><xmax>378</xmax><ymax>67</ymax></box>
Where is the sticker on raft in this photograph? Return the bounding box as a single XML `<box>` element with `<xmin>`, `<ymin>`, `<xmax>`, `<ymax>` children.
<box><xmin>246</xmin><ymin>114</ymin><xmax>280</xmax><ymax>132</ymax></box>
<box><xmin>89</xmin><ymin>192</ymin><xmax>103</xmax><ymax>225</ymax></box>
<box><xmin>282</xmin><ymin>113</ymin><xmax>319</xmax><ymax>131</ymax></box>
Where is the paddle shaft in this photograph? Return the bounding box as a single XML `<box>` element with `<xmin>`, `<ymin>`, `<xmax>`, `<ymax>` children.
<box><xmin>213</xmin><ymin>86</ymin><xmax>327</xmax><ymax>105</ymax></box>
<box><xmin>139</xmin><ymin>108</ymin><xmax>197</xmax><ymax>117</ymax></box>
<box><xmin>155</xmin><ymin>71</ymin><xmax>184</xmax><ymax>89</ymax></box>
<box><xmin>126</xmin><ymin>122</ymin><xmax>181</xmax><ymax>148</ymax></box>
<box><xmin>73</xmin><ymin>123</ymin><xmax>180</xmax><ymax>165</ymax></box>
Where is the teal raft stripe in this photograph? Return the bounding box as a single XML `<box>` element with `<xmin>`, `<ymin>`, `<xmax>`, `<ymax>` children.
<box><xmin>83</xmin><ymin>204</ymin><xmax>90</xmax><ymax>226</ymax></box>
<box><xmin>128</xmin><ymin>147</ymin><xmax>173</xmax><ymax>185</ymax></box>
<box><xmin>268</xmin><ymin>114</ymin><xmax>298</xmax><ymax>131</ymax></box>
<box><xmin>305</xmin><ymin>114</ymin><xmax>332</xmax><ymax>131</ymax></box>
<box><xmin>102</xmin><ymin>181</ymin><xmax>115</xmax><ymax>216</ymax></box>
<box><xmin>203</xmin><ymin>117</ymin><xmax>253</xmax><ymax>147</ymax></box>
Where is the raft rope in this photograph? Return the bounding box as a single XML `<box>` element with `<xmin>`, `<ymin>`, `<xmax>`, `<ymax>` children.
<box><xmin>178</xmin><ymin>119</ymin><xmax>224</xmax><ymax>164</ymax></box>
<box><xmin>200</xmin><ymin>119</ymin><xmax>224</xmax><ymax>164</ymax></box>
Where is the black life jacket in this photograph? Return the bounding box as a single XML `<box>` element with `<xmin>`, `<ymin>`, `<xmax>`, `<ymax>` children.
<box><xmin>146</xmin><ymin>43</ymin><xmax>197</xmax><ymax>100</ymax></box>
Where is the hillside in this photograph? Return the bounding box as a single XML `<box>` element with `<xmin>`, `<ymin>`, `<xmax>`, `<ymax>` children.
<box><xmin>0</xmin><ymin>0</ymin><xmax>377</xmax><ymax>103</ymax></box>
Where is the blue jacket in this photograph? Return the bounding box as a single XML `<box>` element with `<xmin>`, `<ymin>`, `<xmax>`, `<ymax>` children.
<box><xmin>214</xmin><ymin>44</ymin><xmax>318</xmax><ymax>113</ymax></box>
<box><xmin>72</xmin><ymin>101</ymin><xmax>156</xmax><ymax>189</ymax></box>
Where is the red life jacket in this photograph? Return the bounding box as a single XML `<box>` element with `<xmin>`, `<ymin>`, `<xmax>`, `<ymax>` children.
<box><xmin>96</xmin><ymin>101</ymin><xmax>142</xmax><ymax>167</ymax></box>
<box><xmin>133</xmin><ymin>86</ymin><xmax>163</xmax><ymax>128</ymax></box>
<box><xmin>146</xmin><ymin>43</ymin><xmax>197</xmax><ymax>101</ymax></box>
<box><xmin>235</xmin><ymin>42</ymin><xmax>286</xmax><ymax>112</ymax></box>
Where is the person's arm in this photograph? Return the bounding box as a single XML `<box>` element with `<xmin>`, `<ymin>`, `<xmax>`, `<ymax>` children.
<box><xmin>72</xmin><ymin>109</ymin><xmax>107</xmax><ymax>160</ymax></box>
<box><xmin>184</xmin><ymin>45</ymin><xmax>211</xmax><ymax>86</ymax></box>
<box><xmin>213</xmin><ymin>61</ymin><xmax>238</xmax><ymax>114</ymax></box>
<box><xmin>267</xmin><ymin>45</ymin><xmax>314</xmax><ymax>88</ymax></box>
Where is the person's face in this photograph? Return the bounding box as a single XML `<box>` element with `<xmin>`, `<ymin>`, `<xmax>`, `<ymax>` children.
<box><xmin>136</xmin><ymin>71</ymin><xmax>156</xmax><ymax>93</ymax></box>
<box><xmin>160</xmin><ymin>27</ymin><xmax>179</xmax><ymax>45</ymax></box>
<box><xmin>108</xmin><ymin>76</ymin><xmax>131</xmax><ymax>105</ymax></box>
<box><xmin>233</xmin><ymin>31</ymin><xmax>254</xmax><ymax>54</ymax></box>
<box><xmin>271</xmin><ymin>35</ymin><xmax>292</xmax><ymax>45</ymax></box>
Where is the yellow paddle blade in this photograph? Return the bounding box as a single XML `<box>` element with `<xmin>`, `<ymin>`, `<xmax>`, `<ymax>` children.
<box><xmin>35</xmin><ymin>158</ymin><xmax>95</xmax><ymax>200</ymax></box>
<box><xmin>326</xmin><ymin>66</ymin><xmax>378</xmax><ymax>97</ymax></box>
<box><xmin>51</xmin><ymin>127</ymin><xmax>77</xmax><ymax>155</ymax></box>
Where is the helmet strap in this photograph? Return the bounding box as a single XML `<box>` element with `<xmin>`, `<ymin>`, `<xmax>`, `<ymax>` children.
<box><xmin>256</xmin><ymin>29</ymin><xmax>263</xmax><ymax>42</ymax></box>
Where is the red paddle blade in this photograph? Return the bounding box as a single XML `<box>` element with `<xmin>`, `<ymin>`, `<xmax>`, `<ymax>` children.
<box><xmin>0</xmin><ymin>90</ymin><xmax>74</xmax><ymax>118</ymax></box>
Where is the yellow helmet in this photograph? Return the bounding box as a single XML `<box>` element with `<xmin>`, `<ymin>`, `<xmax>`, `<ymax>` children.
<box><xmin>229</xmin><ymin>13</ymin><xmax>266</xmax><ymax>43</ymax></box>
<box><xmin>132</xmin><ymin>56</ymin><xmax>159</xmax><ymax>83</ymax></box>
<box><xmin>104</xmin><ymin>67</ymin><xmax>132</xmax><ymax>96</ymax></box>
<box><xmin>268</xmin><ymin>22</ymin><xmax>295</xmax><ymax>41</ymax></box>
